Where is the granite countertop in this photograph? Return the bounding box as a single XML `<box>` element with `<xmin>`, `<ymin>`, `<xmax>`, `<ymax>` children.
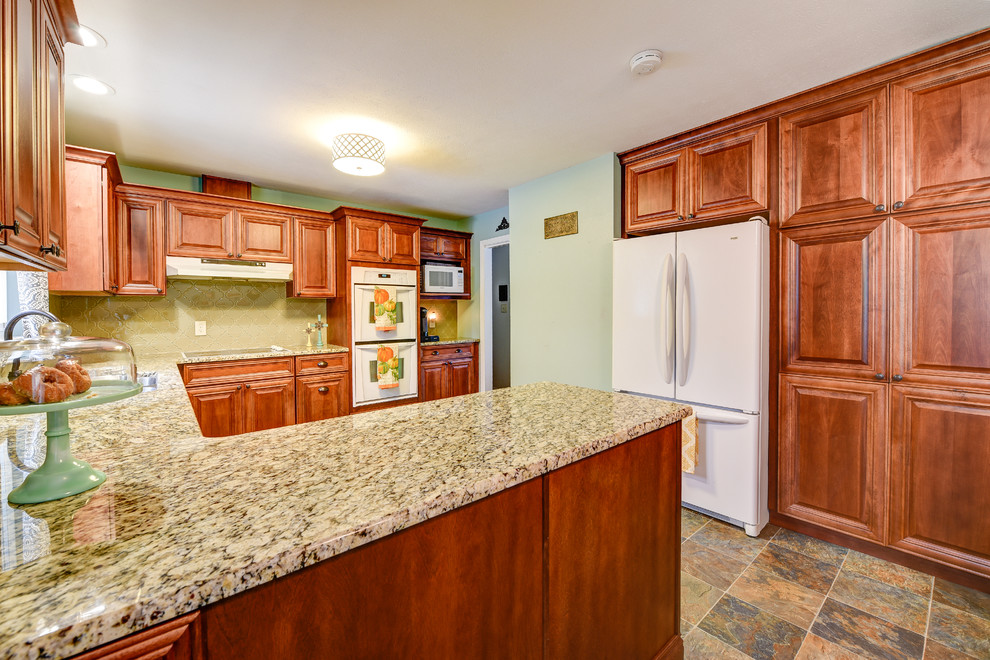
<box><xmin>420</xmin><ymin>337</ymin><xmax>479</xmax><ymax>346</ymax></box>
<box><xmin>0</xmin><ymin>352</ymin><xmax>689</xmax><ymax>659</ymax></box>
<box><xmin>177</xmin><ymin>343</ymin><xmax>349</xmax><ymax>364</ymax></box>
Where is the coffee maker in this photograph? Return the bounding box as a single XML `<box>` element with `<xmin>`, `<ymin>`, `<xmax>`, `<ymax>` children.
<box><xmin>420</xmin><ymin>307</ymin><xmax>438</xmax><ymax>343</ymax></box>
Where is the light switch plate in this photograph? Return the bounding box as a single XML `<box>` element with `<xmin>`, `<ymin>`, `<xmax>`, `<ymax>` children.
<box><xmin>194</xmin><ymin>321</ymin><xmax>207</xmax><ymax>336</ymax></box>
<box><xmin>501</xmin><ymin>304</ymin><xmax>508</xmax><ymax>313</ymax></box>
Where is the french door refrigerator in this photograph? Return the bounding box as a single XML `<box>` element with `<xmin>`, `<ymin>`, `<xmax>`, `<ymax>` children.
<box><xmin>612</xmin><ymin>218</ymin><xmax>769</xmax><ymax>536</ymax></box>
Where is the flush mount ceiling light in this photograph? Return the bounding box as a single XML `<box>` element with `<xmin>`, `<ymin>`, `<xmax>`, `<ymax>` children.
<box><xmin>76</xmin><ymin>25</ymin><xmax>107</xmax><ymax>48</ymax></box>
<box><xmin>332</xmin><ymin>133</ymin><xmax>386</xmax><ymax>176</ymax></box>
<box><xmin>69</xmin><ymin>75</ymin><xmax>115</xmax><ymax>95</ymax></box>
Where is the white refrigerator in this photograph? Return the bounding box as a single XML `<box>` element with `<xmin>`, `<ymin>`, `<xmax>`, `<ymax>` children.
<box><xmin>612</xmin><ymin>218</ymin><xmax>769</xmax><ymax>536</ymax></box>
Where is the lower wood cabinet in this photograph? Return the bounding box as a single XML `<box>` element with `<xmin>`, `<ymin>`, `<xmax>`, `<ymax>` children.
<box><xmin>419</xmin><ymin>343</ymin><xmax>478</xmax><ymax>402</ymax></box>
<box><xmin>186</xmin><ymin>377</ymin><xmax>294</xmax><ymax>437</ymax></box>
<box><xmin>295</xmin><ymin>372</ymin><xmax>349</xmax><ymax>423</ymax></box>
<box><xmin>71</xmin><ymin>612</ymin><xmax>201</xmax><ymax>660</ymax></box>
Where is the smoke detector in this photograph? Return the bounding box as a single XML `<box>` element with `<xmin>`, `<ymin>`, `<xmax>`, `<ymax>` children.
<box><xmin>630</xmin><ymin>49</ymin><xmax>663</xmax><ymax>75</ymax></box>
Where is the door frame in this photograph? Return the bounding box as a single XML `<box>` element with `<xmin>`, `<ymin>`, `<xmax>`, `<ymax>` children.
<box><xmin>479</xmin><ymin>234</ymin><xmax>510</xmax><ymax>391</ymax></box>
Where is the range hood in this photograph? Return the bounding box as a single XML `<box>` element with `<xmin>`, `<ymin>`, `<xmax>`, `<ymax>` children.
<box><xmin>165</xmin><ymin>256</ymin><xmax>293</xmax><ymax>282</ymax></box>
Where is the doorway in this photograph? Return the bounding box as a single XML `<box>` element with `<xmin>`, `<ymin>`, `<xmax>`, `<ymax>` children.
<box><xmin>479</xmin><ymin>234</ymin><xmax>510</xmax><ymax>391</ymax></box>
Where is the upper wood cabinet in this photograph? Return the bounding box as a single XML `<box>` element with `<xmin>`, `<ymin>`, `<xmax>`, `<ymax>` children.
<box><xmin>888</xmin><ymin>385</ymin><xmax>990</xmax><ymax>578</ymax></box>
<box><xmin>780</xmin><ymin>87</ymin><xmax>888</xmax><ymax>227</ymax></box>
<box><xmin>624</xmin><ymin>123</ymin><xmax>768</xmax><ymax>234</ymax></box>
<box><xmin>49</xmin><ymin>146</ymin><xmax>122</xmax><ymax>295</ymax></box>
<box><xmin>167</xmin><ymin>199</ymin><xmax>292</xmax><ymax>262</ymax></box>
<box><xmin>891</xmin><ymin>205</ymin><xmax>990</xmax><ymax>390</ymax></box>
<box><xmin>1</xmin><ymin>0</ymin><xmax>76</xmax><ymax>271</ymax></box>
<box><xmin>288</xmin><ymin>217</ymin><xmax>336</xmax><ymax>298</ymax></box>
<box><xmin>891</xmin><ymin>51</ymin><xmax>990</xmax><ymax>214</ymax></box>
<box><xmin>336</xmin><ymin>207</ymin><xmax>423</xmax><ymax>265</ymax></box>
<box><xmin>115</xmin><ymin>187</ymin><xmax>166</xmax><ymax>296</ymax></box>
<box><xmin>420</xmin><ymin>227</ymin><xmax>472</xmax><ymax>300</ymax></box>
<box><xmin>780</xmin><ymin>218</ymin><xmax>888</xmax><ymax>380</ymax></box>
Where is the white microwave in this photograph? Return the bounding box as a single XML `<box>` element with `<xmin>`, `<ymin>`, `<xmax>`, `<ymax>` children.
<box><xmin>422</xmin><ymin>263</ymin><xmax>464</xmax><ymax>293</ymax></box>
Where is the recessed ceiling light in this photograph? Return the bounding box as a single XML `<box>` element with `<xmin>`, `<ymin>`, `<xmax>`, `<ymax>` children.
<box><xmin>70</xmin><ymin>75</ymin><xmax>115</xmax><ymax>95</ymax></box>
<box><xmin>332</xmin><ymin>134</ymin><xmax>386</xmax><ymax>176</ymax></box>
<box><xmin>76</xmin><ymin>25</ymin><xmax>107</xmax><ymax>48</ymax></box>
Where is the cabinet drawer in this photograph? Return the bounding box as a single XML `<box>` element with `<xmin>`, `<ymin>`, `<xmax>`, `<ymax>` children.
<box><xmin>181</xmin><ymin>357</ymin><xmax>294</xmax><ymax>387</ymax></box>
<box><xmin>295</xmin><ymin>353</ymin><xmax>349</xmax><ymax>375</ymax></box>
<box><xmin>421</xmin><ymin>343</ymin><xmax>475</xmax><ymax>363</ymax></box>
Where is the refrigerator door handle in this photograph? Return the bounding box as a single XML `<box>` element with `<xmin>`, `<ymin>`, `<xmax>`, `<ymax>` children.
<box><xmin>661</xmin><ymin>253</ymin><xmax>674</xmax><ymax>383</ymax></box>
<box><xmin>694</xmin><ymin>408</ymin><xmax>752</xmax><ymax>424</ymax></box>
<box><xmin>677</xmin><ymin>253</ymin><xmax>690</xmax><ymax>386</ymax></box>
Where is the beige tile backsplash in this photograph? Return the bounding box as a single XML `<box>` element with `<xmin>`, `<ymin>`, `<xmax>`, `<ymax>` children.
<box><xmin>52</xmin><ymin>280</ymin><xmax>328</xmax><ymax>356</ymax></box>
<box><xmin>424</xmin><ymin>300</ymin><xmax>458</xmax><ymax>338</ymax></box>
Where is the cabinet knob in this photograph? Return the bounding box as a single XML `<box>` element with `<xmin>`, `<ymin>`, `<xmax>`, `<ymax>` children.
<box><xmin>874</xmin><ymin>204</ymin><xmax>885</xmax><ymax>213</ymax></box>
<box><xmin>318</xmin><ymin>386</ymin><xmax>329</xmax><ymax>394</ymax></box>
<box><xmin>317</xmin><ymin>361</ymin><xmax>328</xmax><ymax>368</ymax></box>
<box><xmin>39</xmin><ymin>243</ymin><xmax>58</xmax><ymax>256</ymax></box>
<box><xmin>110</xmin><ymin>284</ymin><xmax>118</xmax><ymax>291</ymax></box>
<box><xmin>455</xmin><ymin>348</ymin><xmax>462</xmax><ymax>353</ymax></box>
<box><xmin>875</xmin><ymin>373</ymin><xmax>885</xmax><ymax>380</ymax></box>
<box><xmin>893</xmin><ymin>374</ymin><xmax>903</xmax><ymax>381</ymax></box>
<box><xmin>688</xmin><ymin>213</ymin><xmax>695</xmax><ymax>219</ymax></box>
<box><xmin>0</xmin><ymin>221</ymin><xmax>20</xmax><ymax>236</ymax></box>
<box><xmin>892</xmin><ymin>201</ymin><xmax>904</xmax><ymax>211</ymax></box>
<box><xmin>156</xmin><ymin>287</ymin><xmax>163</xmax><ymax>294</ymax></box>
<box><xmin>432</xmin><ymin>350</ymin><xmax>439</xmax><ymax>355</ymax></box>
<box><xmin>245</xmin><ymin>384</ymin><xmax>251</xmax><ymax>389</ymax></box>
<box><xmin>677</xmin><ymin>215</ymin><xmax>684</xmax><ymax>221</ymax></box>
<box><xmin>237</xmin><ymin>385</ymin><xmax>242</xmax><ymax>390</ymax></box>
<box><xmin>237</xmin><ymin>253</ymin><xmax>242</xmax><ymax>258</ymax></box>
<box><xmin>228</xmin><ymin>252</ymin><xmax>233</xmax><ymax>257</ymax></box>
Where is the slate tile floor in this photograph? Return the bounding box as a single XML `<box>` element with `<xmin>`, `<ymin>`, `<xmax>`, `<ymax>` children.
<box><xmin>680</xmin><ymin>508</ymin><xmax>990</xmax><ymax>660</ymax></box>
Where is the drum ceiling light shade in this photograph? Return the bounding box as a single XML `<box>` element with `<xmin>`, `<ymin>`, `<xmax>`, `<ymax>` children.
<box><xmin>332</xmin><ymin>133</ymin><xmax>386</xmax><ymax>176</ymax></box>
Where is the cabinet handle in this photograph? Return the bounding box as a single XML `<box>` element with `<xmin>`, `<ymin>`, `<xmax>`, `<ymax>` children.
<box><xmin>892</xmin><ymin>374</ymin><xmax>903</xmax><ymax>381</ymax></box>
<box><xmin>874</xmin><ymin>204</ymin><xmax>885</xmax><ymax>213</ymax></box>
<box><xmin>892</xmin><ymin>201</ymin><xmax>904</xmax><ymax>211</ymax></box>
<box><xmin>318</xmin><ymin>386</ymin><xmax>329</xmax><ymax>393</ymax></box>
<box><xmin>317</xmin><ymin>361</ymin><xmax>328</xmax><ymax>368</ymax></box>
<box><xmin>432</xmin><ymin>350</ymin><xmax>439</xmax><ymax>355</ymax></box>
<box><xmin>875</xmin><ymin>373</ymin><xmax>885</xmax><ymax>380</ymax></box>
<box><xmin>237</xmin><ymin>253</ymin><xmax>242</xmax><ymax>258</ymax></box>
<box><xmin>688</xmin><ymin>213</ymin><xmax>695</xmax><ymax>219</ymax></box>
<box><xmin>110</xmin><ymin>284</ymin><xmax>118</xmax><ymax>291</ymax></box>
<box><xmin>237</xmin><ymin>385</ymin><xmax>242</xmax><ymax>390</ymax></box>
<box><xmin>39</xmin><ymin>243</ymin><xmax>58</xmax><ymax>256</ymax></box>
<box><xmin>455</xmin><ymin>348</ymin><xmax>461</xmax><ymax>353</ymax></box>
<box><xmin>245</xmin><ymin>384</ymin><xmax>251</xmax><ymax>389</ymax></box>
<box><xmin>228</xmin><ymin>252</ymin><xmax>233</xmax><ymax>257</ymax></box>
<box><xmin>156</xmin><ymin>287</ymin><xmax>163</xmax><ymax>294</ymax></box>
<box><xmin>0</xmin><ymin>221</ymin><xmax>20</xmax><ymax>235</ymax></box>
<box><xmin>677</xmin><ymin>215</ymin><xmax>684</xmax><ymax>221</ymax></box>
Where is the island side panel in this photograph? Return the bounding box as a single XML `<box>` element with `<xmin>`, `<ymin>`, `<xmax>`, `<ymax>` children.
<box><xmin>201</xmin><ymin>477</ymin><xmax>543</xmax><ymax>659</ymax></box>
<box><xmin>545</xmin><ymin>423</ymin><xmax>682</xmax><ymax>660</ymax></box>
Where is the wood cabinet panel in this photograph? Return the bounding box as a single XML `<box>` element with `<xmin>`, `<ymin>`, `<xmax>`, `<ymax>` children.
<box><xmin>294</xmin><ymin>353</ymin><xmax>348</xmax><ymax>375</ymax></box>
<box><xmin>547</xmin><ymin>423</ymin><xmax>681</xmax><ymax>659</ymax></box>
<box><xmin>288</xmin><ymin>217</ymin><xmax>335</xmax><ymax>298</ymax></box>
<box><xmin>892</xmin><ymin>51</ymin><xmax>990</xmax><ymax>213</ymax></box>
<box><xmin>71</xmin><ymin>612</ymin><xmax>201</xmax><ymax>660</ymax></box>
<box><xmin>419</xmin><ymin>361</ymin><xmax>444</xmax><ymax>403</ymax></box>
<box><xmin>888</xmin><ymin>386</ymin><xmax>990</xmax><ymax>578</ymax></box>
<box><xmin>235</xmin><ymin>210</ymin><xmax>291</xmax><ymax>262</ymax></box>
<box><xmin>180</xmin><ymin>357</ymin><xmax>294</xmax><ymax>388</ymax></box>
<box><xmin>115</xmin><ymin>190</ymin><xmax>165</xmax><ymax>296</ymax></box>
<box><xmin>347</xmin><ymin>216</ymin><xmax>385</xmax><ymax>262</ymax></box>
<box><xmin>167</xmin><ymin>200</ymin><xmax>234</xmax><ymax>258</ymax></box>
<box><xmin>891</xmin><ymin>206</ymin><xmax>990</xmax><ymax>389</ymax></box>
<box><xmin>203</xmin><ymin>477</ymin><xmax>543</xmax><ymax>659</ymax></box>
<box><xmin>243</xmin><ymin>377</ymin><xmax>294</xmax><ymax>433</ymax></box>
<box><xmin>420</xmin><ymin>343</ymin><xmax>478</xmax><ymax>401</ymax></box>
<box><xmin>778</xmin><ymin>374</ymin><xmax>887</xmax><ymax>542</ymax></box>
<box><xmin>780</xmin><ymin>87</ymin><xmax>888</xmax><ymax>227</ymax></box>
<box><xmin>295</xmin><ymin>373</ymin><xmax>349</xmax><ymax>423</ymax></box>
<box><xmin>447</xmin><ymin>357</ymin><xmax>475</xmax><ymax>398</ymax></box>
<box><xmin>625</xmin><ymin>150</ymin><xmax>685</xmax><ymax>233</ymax></box>
<box><xmin>421</xmin><ymin>234</ymin><xmax>466</xmax><ymax>260</ymax></box>
<box><xmin>385</xmin><ymin>221</ymin><xmax>419</xmax><ymax>265</ymax></box>
<box><xmin>39</xmin><ymin>4</ymin><xmax>65</xmax><ymax>269</ymax></box>
<box><xmin>780</xmin><ymin>218</ymin><xmax>888</xmax><ymax>379</ymax></box>
<box><xmin>688</xmin><ymin>122</ymin><xmax>768</xmax><ymax>222</ymax></box>
<box><xmin>186</xmin><ymin>384</ymin><xmax>241</xmax><ymax>438</ymax></box>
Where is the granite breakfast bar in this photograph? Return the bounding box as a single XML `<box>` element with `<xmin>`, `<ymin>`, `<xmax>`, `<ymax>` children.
<box><xmin>0</xmin><ymin>354</ymin><xmax>689</xmax><ymax>660</ymax></box>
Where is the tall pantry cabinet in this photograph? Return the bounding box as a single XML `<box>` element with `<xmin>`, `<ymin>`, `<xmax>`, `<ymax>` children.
<box><xmin>777</xmin><ymin>50</ymin><xmax>990</xmax><ymax>582</ymax></box>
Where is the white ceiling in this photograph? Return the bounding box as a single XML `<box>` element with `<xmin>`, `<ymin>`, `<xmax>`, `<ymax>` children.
<box><xmin>64</xmin><ymin>0</ymin><xmax>990</xmax><ymax>220</ymax></box>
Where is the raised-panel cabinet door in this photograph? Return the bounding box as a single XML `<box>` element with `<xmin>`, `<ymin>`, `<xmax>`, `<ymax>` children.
<box><xmin>243</xmin><ymin>377</ymin><xmax>295</xmax><ymax>433</ymax></box>
<box><xmin>115</xmin><ymin>191</ymin><xmax>166</xmax><ymax>296</ymax></box>
<box><xmin>778</xmin><ymin>374</ymin><xmax>887</xmax><ymax>542</ymax></box>
<box><xmin>891</xmin><ymin>51</ymin><xmax>990</xmax><ymax>213</ymax></box>
<box><xmin>447</xmin><ymin>358</ymin><xmax>475</xmax><ymax>398</ymax></box>
<box><xmin>39</xmin><ymin>3</ymin><xmax>65</xmax><ymax>268</ymax></box>
<box><xmin>889</xmin><ymin>386</ymin><xmax>990</xmax><ymax>577</ymax></box>
<box><xmin>166</xmin><ymin>200</ymin><xmax>234</xmax><ymax>259</ymax></box>
<box><xmin>71</xmin><ymin>612</ymin><xmax>202</xmax><ymax>660</ymax></box>
<box><xmin>624</xmin><ymin>149</ymin><xmax>686</xmax><ymax>234</ymax></box>
<box><xmin>891</xmin><ymin>206</ymin><xmax>990</xmax><ymax>389</ymax></box>
<box><xmin>780</xmin><ymin>218</ymin><xmax>888</xmax><ymax>380</ymax></box>
<box><xmin>419</xmin><ymin>233</ymin><xmax>441</xmax><ymax>259</ymax></box>
<box><xmin>419</xmin><ymin>361</ymin><xmax>444</xmax><ymax>402</ymax></box>
<box><xmin>348</xmin><ymin>216</ymin><xmax>386</xmax><ymax>262</ymax></box>
<box><xmin>386</xmin><ymin>222</ymin><xmax>419</xmax><ymax>265</ymax></box>
<box><xmin>780</xmin><ymin>87</ymin><xmax>887</xmax><ymax>227</ymax></box>
<box><xmin>295</xmin><ymin>373</ymin><xmax>349</xmax><ymax>423</ymax></box>
<box><xmin>289</xmin><ymin>218</ymin><xmax>335</xmax><ymax>297</ymax></box>
<box><xmin>236</xmin><ymin>210</ymin><xmax>291</xmax><ymax>262</ymax></box>
<box><xmin>7</xmin><ymin>0</ymin><xmax>43</xmax><ymax>256</ymax></box>
<box><xmin>187</xmin><ymin>384</ymin><xmax>241</xmax><ymax>438</ymax></box>
<box><xmin>688</xmin><ymin>122</ymin><xmax>768</xmax><ymax>222</ymax></box>
<box><xmin>436</xmin><ymin>235</ymin><xmax>466</xmax><ymax>260</ymax></box>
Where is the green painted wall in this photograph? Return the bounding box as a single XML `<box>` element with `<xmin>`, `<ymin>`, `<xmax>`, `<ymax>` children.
<box><xmin>117</xmin><ymin>164</ymin><xmax>464</xmax><ymax>230</ymax></box>
<box><xmin>507</xmin><ymin>153</ymin><xmax>619</xmax><ymax>391</ymax></box>
<box><xmin>456</xmin><ymin>206</ymin><xmax>509</xmax><ymax>339</ymax></box>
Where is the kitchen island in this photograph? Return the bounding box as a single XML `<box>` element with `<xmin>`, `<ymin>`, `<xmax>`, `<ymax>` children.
<box><xmin>0</xmin><ymin>354</ymin><xmax>689</xmax><ymax>659</ymax></box>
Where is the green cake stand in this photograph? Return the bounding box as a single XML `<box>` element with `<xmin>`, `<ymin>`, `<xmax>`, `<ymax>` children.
<box><xmin>3</xmin><ymin>380</ymin><xmax>142</xmax><ymax>505</ymax></box>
